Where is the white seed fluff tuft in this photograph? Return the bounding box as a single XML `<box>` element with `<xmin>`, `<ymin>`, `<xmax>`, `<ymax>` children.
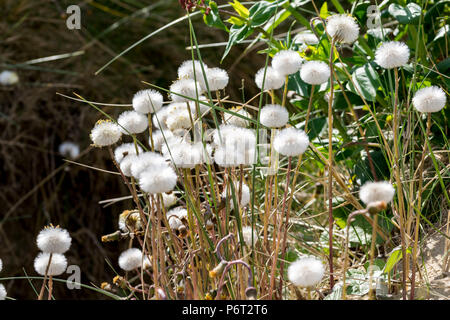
<box><xmin>326</xmin><ymin>14</ymin><xmax>360</xmax><ymax>44</ymax></box>
<box><xmin>139</xmin><ymin>165</ymin><xmax>177</xmax><ymax>194</ymax></box>
<box><xmin>241</xmin><ymin>226</ymin><xmax>257</xmax><ymax>247</ymax></box>
<box><xmin>214</xmin><ymin>126</ymin><xmax>256</xmax><ymax>167</ymax></box>
<box><xmin>162</xmin><ymin>192</ymin><xmax>178</xmax><ymax>208</ymax></box>
<box><xmin>114</xmin><ymin>143</ymin><xmax>143</xmax><ymax>164</ymax></box>
<box><xmin>131</xmin><ymin>152</ymin><xmax>167</xmax><ymax>179</ymax></box>
<box><xmin>204</xmin><ymin>67</ymin><xmax>229</xmax><ymax>91</ymax></box>
<box><xmin>150</xmin><ymin>129</ymin><xmax>174</xmax><ymax>152</ymax></box>
<box><xmin>273</xmin><ymin>127</ymin><xmax>309</xmax><ymax>157</ymax></box>
<box><xmin>375</xmin><ymin>41</ymin><xmax>410</xmax><ymax>69</ymax></box>
<box><xmin>255</xmin><ymin>67</ymin><xmax>285</xmax><ymax>91</ymax></box>
<box><xmin>118</xmin><ymin>110</ymin><xmax>148</xmax><ymax>134</ymax></box>
<box><xmin>260</xmin><ymin>104</ymin><xmax>289</xmax><ymax>128</ymax></box>
<box><xmin>300</xmin><ymin>60</ymin><xmax>330</xmax><ymax>85</ymax></box>
<box><xmin>0</xmin><ymin>70</ymin><xmax>19</xmax><ymax>85</ymax></box>
<box><xmin>119</xmin><ymin>154</ymin><xmax>139</xmax><ymax>177</ymax></box>
<box><xmin>37</xmin><ymin>226</ymin><xmax>72</xmax><ymax>254</ymax></box>
<box><xmin>118</xmin><ymin>248</ymin><xmax>144</xmax><ymax>271</ymax></box>
<box><xmin>152</xmin><ymin>107</ymin><xmax>170</xmax><ymax>130</ymax></box>
<box><xmin>288</xmin><ymin>257</ymin><xmax>325</xmax><ymax>287</ymax></box>
<box><xmin>222</xmin><ymin>182</ymin><xmax>251</xmax><ymax>207</ymax></box>
<box><xmin>166</xmin><ymin>207</ymin><xmax>187</xmax><ymax>231</ymax></box>
<box><xmin>223</xmin><ymin>107</ymin><xmax>251</xmax><ymax>127</ymax></box>
<box><xmin>132</xmin><ymin>89</ymin><xmax>163</xmax><ymax>114</ymax></box>
<box><xmin>0</xmin><ymin>258</ymin><xmax>2</xmax><ymax>272</ymax></box>
<box><xmin>412</xmin><ymin>86</ymin><xmax>447</xmax><ymax>113</ymax></box>
<box><xmin>58</xmin><ymin>141</ymin><xmax>80</xmax><ymax>160</ymax></box>
<box><xmin>170</xmin><ymin>79</ymin><xmax>203</xmax><ymax>102</ymax></box>
<box><xmin>0</xmin><ymin>284</ymin><xmax>6</xmax><ymax>300</ymax></box>
<box><xmin>272</xmin><ymin>50</ymin><xmax>303</xmax><ymax>76</ymax></box>
<box><xmin>293</xmin><ymin>31</ymin><xmax>319</xmax><ymax>45</ymax></box>
<box><xmin>178</xmin><ymin>60</ymin><xmax>208</xmax><ymax>80</ymax></box>
<box><xmin>359</xmin><ymin>181</ymin><xmax>395</xmax><ymax>205</ymax></box>
<box><xmin>34</xmin><ymin>252</ymin><xmax>67</xmax><ymax>276</ymax></box>
<box><xmin>90</xmin><ymin>120</ymin><xmax>122</xmax><ymax>147</ymax></box>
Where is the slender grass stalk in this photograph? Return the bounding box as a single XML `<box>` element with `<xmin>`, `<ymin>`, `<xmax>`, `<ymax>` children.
<box><xmin>37</xmin><ymin>253</ymin><xmax>53</xmax><ymax>300</ymax></box>
<box><xmin>392</xmin><ymin>67</ymin><xmax>408</xmax><ymax>300</ymax></box>
<box><xmin>368</xmin><ymin>213</ymin><xmax>379</xmax><ymax>300</ymax></box>
<box><xmin>410</xmin><ymin>112</ymin><xmax>432</xmax><ymax>299</ymax></box>
<box><xmin>47</xmin><ymin>276</ymin><xmax>53</xmax><ymax>300</ymax></box>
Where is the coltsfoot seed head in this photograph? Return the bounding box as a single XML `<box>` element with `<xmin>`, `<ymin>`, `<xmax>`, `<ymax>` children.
<box><xmin>0</xmin><ymin>284</ymin><xmax>6</xmax><ymax>300</ymax></box>
<box><xmin>117</xmin><ymin>110</ymin><xmax>148</xmax><ymax>134</ymax></box>
<box><xmin>255</xmin><ymin>67</ymin><xmax>285</xmax><ymax>91</ymax></box>
<box><xmin>273</xmin><ymin>127</ymin><xmax>309</xmax><ymax>157</ymax></box>
<box><xmin>114</xmin><ymin>143</ymin><xmax>143</xmax><ymax>164</ymax></box>
<box><xmin>34</xmin><ymin>252</ymin><xmax>68</xmax><ymax>276</ymax></box>
<box><xmin>359</xmin><ymin>181</ymin><xmax>395</xmax><ymax>206</ymax></box>
<box><xmin>58</xmin><ymin>141</ymin><xmax>80</xmax><ymax>160</ymax></box>
<box><xmin>374</xmin><ymin>41</ymin><xmax>410</xmax><ymax>69</ymax></box>
<box><xmin>130</xmin><ymin>151</ymin><xmax>167</xmax><ymax>179</ymax></box>
<box><xmin>178</xmin><ymin>60</ymin><xmax>208</xmax><ymax>80</ymax></box>
<box><xmin>37</xmin><ymin>226</ymin><xmax>72</xmax><ymax>254</ymax></box>
<box><xmin>223</xmin><ymin>107</ymin><xmax>251</xmax><ymax>128</ymax></box>
<box><xmin>138</xmin><ymin>165</ymin><xmax>178</xmax><ymax>194</ymax></box>
<box><xmin>118</xmin><ymin>248</ymin><xmax>145</xmax><ymax>271</ymax></box>
<box><xmin>132</xmin><ymin>89</ymin><xmax>164</xmax><ymax>114</ymax></box>
<box><xmin>170</xmin><ymin>79</ymin><xmax>203</xmax><ymax>102</ymax></box>
<box><xmin>90</xmin><ymin>120</ymin><xmax>122</xmax><ymax>147</ymax></box>
<box><xmin>204</xmin><ymin>67</ymin><xmax>229</xmax><ymax>91</ymax></box>
<box><xmin>272</xmin><ymin>50</ymin><xmax>303</xmax><ymax>76</ymax></box>
<box><xmin>326</xmin><ymin>14</ymin><xmax>360</xmax><ymax>44</ymax></box>
<box><xmin>260</xmin><ymin>104</ymin><xmax>289</xmax><ymax>128</ymax></box>
<box><xmin>221</xmin><ymin>182</ymin><xmax>251</xmax><ymax>207</ymax></box>
<box><xmin>412</xmin><ymin>86</ymin><xmax>447</xmax><ymax>113</ymax></box>
<box><xmin>300</xmin><ymin>60</ymin><xmax>330</xmax><ymax>85</ymax></box>
<box><xmin>0</xmin><ymin>70</ymin><xmax>19</xmax><ymax>85</ymax></box>
<box><xmin>288</xmin><ymin>256</ymin><xmax>325</xmax><ymax>288</ymax></box>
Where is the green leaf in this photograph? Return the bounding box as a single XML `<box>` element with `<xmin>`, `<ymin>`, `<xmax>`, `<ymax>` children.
<box><xmin>229</xmin><ymin>0</ymin><xmax>249</xmax><ymax>18</ymax></box>
<box><xmin>248</xmin><ymin>1</ymin><xmax>281</xmax><ymax>27</ymax></box>
<box><xmin>203</xmin><ymin>1</ymin><xmax>229</xmax><ymax>32</ymax></box>
<box><xmin>388</xmin><ymin>3</ymin><xmax>421</xmax><ymax>25</ymax></box>
<box><xmin>347</xmin><ymin>63</ymin><xmax>381</xmax><ymax>102</ymax></box>
<box><xmin>319</xmin><ymin>2</ymin><xmax>329</xmax><ymax>19</ymax></box>
<box><xmin>383</xmin><ymin>246</ymin><xmax>402</xmax><ymax>274</ymax></box>
<box><xmin>222</xmin><ymin>24</ymin><xmax>253</xmax><ymax>61</ymax></box>
<box><xmin>433</xmin><ymin>25</ymin><xmax>450</xmax><ymax>42</ymax></box>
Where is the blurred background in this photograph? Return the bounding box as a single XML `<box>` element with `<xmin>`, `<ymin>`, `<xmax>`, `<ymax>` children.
<box><xmin>0</xmin><ymin>0</ymin><xmax>272</xmax><ymax>299</ymax></box>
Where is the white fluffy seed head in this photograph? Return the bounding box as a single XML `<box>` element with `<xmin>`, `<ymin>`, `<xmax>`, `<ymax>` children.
<box><xmin>90</xmin><ymin>120</ymin><xmax>122</xmax><ymax>147</ymax></box>
<box><xmin>132</xmin><ymin>89</ymin><xmax>163</xmax><ymax>114</ymax></box>
<box><xmin>359</xmin><ymin>181</ymin><xmax>395</xmax><ymax>205</ymax></box>
<box><xmin>178</xmin><ymin>60</ymin><xmax>208</xmax><ymax>80</ymax></box>
<box><xmin>170</xmin><ymin>79</ymin><xmax>203</xmax><ymax>102</ymax></box>
<box><xmin>150</xmin><ymin>129</ymin><xmax>173</xmax><ymax>152</ymax></box>
<box><xmin>138</xmin><ymin>165</ymin><xmax>177</xmax><ymax>194</ymax></box>
<box><xmin>117</xmin><ymin>110</ymin><xmax>148</xmax><ymax>134</ymax></box>
<box><xmin>166</xmin><ymin>102</ymin><xmax>194</xmax><ymax>131</ymax></box>
<box><xmin>255</xmin><ymin>67</ymin><xmax>285</xmax><ymax>91</ymax></box>
<box><xmin>152</xmin><ymin>107</ymin><xmax>170</xmax><ymax>130</ymax></box>
<box><xmin>293</xmin><ymin>31</ymin><xmax>319</xmax><ymax>45</ymax></box>
<box><xmin>114</xmin><ymin>143</ymin><xmax>143</xmax><ymax>164</ymax></box>
<box><xmin>222</xmin><ymin>182</ymin><xmax>251</xmax><ymax>207</ymax></box>
<box><xmin>0</xmin><ymin>284</ymin><xmax>6</xmax><ymax>300</ymax></box>
<box><xmin>300</xmin><ymin>60</ymin><xmax>330</xmax><ymax>85</ymax></box>
<box><xmin>326</xmin><ymin>14</ymin><xmax>360</xmax><ymax>44</ymax></box>
<box><xmin>375</xmin><ymin>41</ymin><xmax>410</xmax><ymax>69</ymax></box>
<box><xmin>274</xmin><ymin>127</ymin><xmax>309</xmax><ymax>157</ymax></box>
<box><xmin>119</xmin><ymin>154</ymin><xmax>139</xmax><ymax>177</ymax></box>
<box><xmin>412</xmin><ymin>86</ymin><xmax>447</xmax><ymax>113</ymax></box>
<box><xmin>58</xmin><ymin>141</ymin><xmax>80</xmax><ymax>160</ymax></box>
<box><xmin>34</xmin><ymin>252</ymin><xmax>67</xmax><ymax>276</ymax></box>
<box><xmin>204</xmin><ymin>67</ymin><xmax>229</xmax><ymax>91</ymax></box>
<box><xmin>272</xmin><ymin>50</ymin><xmax>303</xmax><ymax>76</ymax></box>
<box><xmin>37</xmin><ymin>226</ymin><xmax>72</xmax><ymax>254</ymax></box>
<box><xmin>214</xmin><ymin>127</ymin><xmax>256</xmax><ymax>167</ymax></box>
<box><xmin>131</xmin><ymin>152</ymin><xmax>167</xmax><ymax>179</ymax></box>
<box><xmin>223</xmin><ymin>107</ymin><xmax>251</xmax><ymax>127</ymax></box>
<box><xmin>260</xmin><ymin>104</ymin><xmax>289</xmax><ymax>128</ymax></box>
<box><xmin>168</xmin><ymin>141</ymin><xmax>204</xmax><ymax>169</ymax></box>
<box><xmin>0</xmin><ymin>70</ymin><xmax>19</xmax><ymax>85</ymax></box>
<box><xmin>288</xmin><ymin>256</ymin><xmax>325</xmax><ymax>287</ymax></box>
<box><xmin>118</xmin><ymin>248</ymin><xmax>144</xmax><ymax>271</ymax></box>
<box><xmin>241</xmin><ymin>226</ymin><xmax>257</xmax><ymax>247</ymax></box>
<box><xmin>0</xmin><ymin>258</ymin><xmax>3</xmax><ymax>272</ymax></box>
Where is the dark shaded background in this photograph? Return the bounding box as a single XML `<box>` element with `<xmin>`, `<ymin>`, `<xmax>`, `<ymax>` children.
<box><xmin>0</xmin><ymin>0</ymin><xmax>270</xmax><ymax>299</ymax></box>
